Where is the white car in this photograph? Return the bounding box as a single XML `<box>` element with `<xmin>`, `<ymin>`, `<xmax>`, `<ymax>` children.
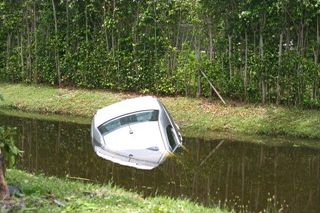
<box><xmin>91</xmin><ymin>96</ymin><xmax>183</xmax><ymax>170</ymax></box>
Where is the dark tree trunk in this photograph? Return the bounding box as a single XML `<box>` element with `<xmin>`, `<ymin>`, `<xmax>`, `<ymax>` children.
<box><xmin>0</xmin><ymin>153</ymin><xmax>9</xmax><ymax>200</ymax></box>
<box><xmin>228</xmin><ymin>34</ymin><xmax>232</xmax><ymax>80</ymax></box>
<box><xmin>244</xmin><ymin>30</ymin><xmax>248</xmax><ymax>100</ymax></box>
<box><xmin>276</xmin><ymin>33</ymin><xmax>283</xmax><ymax>105</ymax></box>
<box><xmin>51</xmin><ymin>0</ymin><xmax>60</xmax><ymax>86</ymax></box>
<box><xmin>313</xmin><ymin>14</ymin><xmax>320</xmax><ymax>100</ymax></box>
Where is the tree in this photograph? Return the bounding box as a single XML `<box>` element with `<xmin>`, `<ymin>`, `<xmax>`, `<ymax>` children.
<box><xmin>0</xmin><ymin>95</ymin><xmax>21</xmax><ymax>199</ymax></box>
<box><xmin>1</xmin><ymin>0</ymin><xmax>320</xmax><ymax>107</ymax></box>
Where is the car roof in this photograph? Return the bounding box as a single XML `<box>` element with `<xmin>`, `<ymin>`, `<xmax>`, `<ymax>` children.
<box><xmin>94</xmin><ymin>96</ymin><xmax>161</xmax><ymax>127</ymax></box>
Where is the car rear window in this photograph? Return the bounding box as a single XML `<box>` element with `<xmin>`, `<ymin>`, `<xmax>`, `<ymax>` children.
<box><xmin>98</xmin><ymin>110</ymin><xmax>159</xmax><ymax>135</ymax></box>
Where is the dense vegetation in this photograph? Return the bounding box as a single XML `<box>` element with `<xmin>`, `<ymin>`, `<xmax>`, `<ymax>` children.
<box><xmin>1</xmin><ymin>1</ymin><xmax>320</xmax><ymax>107</ymax></box>
<box><xmin>0</xmin><ymin>126</ymin><xmax>19</xmax><ymax>199</ymax></box>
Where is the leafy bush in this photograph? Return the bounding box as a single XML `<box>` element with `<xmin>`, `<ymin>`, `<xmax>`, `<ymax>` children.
<box><xmin>0</xmin><ymin>127</ymin><xmax>21</xmax><ymax>168</ymax></box>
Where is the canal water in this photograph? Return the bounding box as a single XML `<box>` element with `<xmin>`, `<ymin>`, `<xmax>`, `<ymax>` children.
<box><xmin>0</xmin><ymin>112</ymin><xmax>319</xmax><ymax>213</ymax></box>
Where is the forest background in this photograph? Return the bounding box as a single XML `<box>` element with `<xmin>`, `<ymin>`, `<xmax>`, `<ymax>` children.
<box><xmin>1</xmin><ymin>0</ymin><xmax>320</xmax><ymax>108</ymax></box>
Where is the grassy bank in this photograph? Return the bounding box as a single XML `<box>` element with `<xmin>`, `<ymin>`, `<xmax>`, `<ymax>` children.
<box><xmin>1</xmin><ymin>83</ymin><xmax>320</xmax><ymax>139</ymax></box>
<box><xmin>4</xmin><ymin>169</ymin><xmax>225</xmax><ymax>213</ymax></box>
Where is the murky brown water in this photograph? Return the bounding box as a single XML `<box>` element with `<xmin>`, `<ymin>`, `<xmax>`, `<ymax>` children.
<box><xmin>0</xmin><ymin>112</ymin><xmax>319</xmax><ymax>213</ymax></box>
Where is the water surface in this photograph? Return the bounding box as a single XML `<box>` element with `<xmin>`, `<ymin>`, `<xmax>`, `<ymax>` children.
<box><xmin>0</xmin><ymin>112</ymin><xmax>319</xmax><ymax>213</ymax></box>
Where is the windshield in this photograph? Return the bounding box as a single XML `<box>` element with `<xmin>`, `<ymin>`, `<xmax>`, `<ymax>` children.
<box><xmin>98</xmin><ymin>110</ymin><xmax>159</xmax><ymax>135</ymax></box>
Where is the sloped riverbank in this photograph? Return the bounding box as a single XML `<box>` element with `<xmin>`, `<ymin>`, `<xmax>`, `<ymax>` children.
<box><xmin>1</xmin><ymin>83</ymin><xmax>320</xmax><ymax>140</ymax></box>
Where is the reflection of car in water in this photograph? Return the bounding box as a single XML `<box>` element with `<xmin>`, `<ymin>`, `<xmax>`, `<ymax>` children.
<box><xmin>91</xmin><ymin>96</ymin><xmax>183</xmax><ymax>170</ymax></box>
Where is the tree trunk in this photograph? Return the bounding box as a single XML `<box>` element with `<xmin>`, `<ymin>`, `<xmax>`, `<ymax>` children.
<box><xmin>132</xmin><ymin>6</ymin><xmax>139</xmax><ymax>75</ymax></box>
<box><xmin>285</xmin><ymin>27</ymin><xmax>290</xmax><ymax>52</ymax></box>
<box><xmin>0</xmin><ymin>153</ymin><xmax>9</xmax><ymax>200</ymax></box>
<box><xmin>313</xmin><ymin>14</ymin><xmax>319</xmax><ymax>100</ymax></box>
<box><xmin>103</xmin><ymin>1</ymin><xmax>109</xmax><ymax>51</ymax></box>
<box><xmin>297</xmin><ymin>17</ymin><xmax>306</xmax><ymax>104</ymax></box>
<box><xmin>85</xmin><ymin>3</ymin><xmax>89</xmax><ymax>81</ymax></box>
<box><xmin>208</xmin><ymin>18</ymin><xmax>214</xmax><ymax>62</ymax></box>
<box><xmin>298</xmin><ymin>18</ymin><xmax>305</xmax><ymax>57</ymax></box>
<box><xmin>66</xmin><ymin>0</ymin><xmax>69</xmax><ymax>43</ymax></box>
<box><xmin>85</xmin><ymin>5</ymin><xmax>89</xmax><ymax>47</ymax></box>
<box><xmin>228</xmin><ymin>34</ymin><xmax>232</xmax><ymax>80</ymax></box>
<box><xmin>260</xmin><ymin>32</ymin><xmax>266</xmax><ymax>104</ymax></box>
<box><xmin>207</xmin><ymin>17</ymin><xmax>215</xmax><ymax>97</ymax></box>
<box><xmin>51</xmin><ymin>0</ymin><xmax>61</xmax><ymax>86</ymax></box>
<box><xmin>6</xmin><ymin>33</ymin><xmax>12</xmax><ymax>79</ymax></box>
<box><xmin>172</xmin><ymin>13</ymin><xmax>181</xmax><ymax>72</ymax></box>
<box><xmin>195</xmin><ymin>35</ymin><xmax>202</xmax><ymax>97</ymax></box>
<box><xmin>253</xmin><ymin>30</ymin><xmax>256</xmax><ymax>55</ymax></box>
<box><xmin>259</xmin><ymin>14</ymin><xmax>266</xmax><ymax>104</ymax></box>
<box><xmin>111</xmin><ymin>0</ymin><xmax>116</xmax><ymax>61</ymax></box>
<box><xmin>244</xmin><ymin>30</ymin><xmax>248</xmax><ymax>100</ymax></box>
<box><xmin>154</xmin><ymin>1</ymin><xmax>158</xmax><ymax>63</ymax></box>
<box><xmin>26</xmin><ymin>20</ymin><xmax>32</xmax><ymax>82</ymax></box>
<box><xmin>276</xmin><ymin>33</ymin><xmax>283</xmax><ymax>105</ymax></box>
<box><xmin>20</xmin><ymin>33</ymin><xmax>24</xmax><ymax>80</ymax></box>
<box><xmin>33</xmin><ymin>1</ymin><xmax>38</xmax><ymax>84</ymax></box>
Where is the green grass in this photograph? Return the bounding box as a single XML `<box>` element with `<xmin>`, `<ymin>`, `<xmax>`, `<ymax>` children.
<box><xmin>5</xmin><ymin>169</ymin><xmax>226</xmax><ymax>213</ymax></box>
<box><xmin>1</xmin><ymin>83</ymin><xmax>320</xmax><ymax>139</ymax></box>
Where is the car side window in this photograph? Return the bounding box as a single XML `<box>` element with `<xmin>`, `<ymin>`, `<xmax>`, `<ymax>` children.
<box><xmin>166</xmin><ymin>125</ymin><xmax>177</xmax><ymax>151</ymax></box>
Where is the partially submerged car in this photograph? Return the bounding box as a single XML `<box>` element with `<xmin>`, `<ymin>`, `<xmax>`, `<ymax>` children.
<box><xmin>91</xmin><ymin>96</ymin><xmax>182</xmax><ymax>170</ymax></box>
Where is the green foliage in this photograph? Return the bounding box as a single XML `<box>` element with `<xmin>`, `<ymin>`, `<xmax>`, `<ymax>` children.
<box><xmin>1</xmin><ymin>0</ymin><xmax>320</xmax><ymax>107</ymax></box>
<box><xmin>175</xmin><ymin>47</ymin><xmax>198</xmax><ymax>95</ymax></box>
<box><xmin>0</xmin><ymin>127</ymin><xmax>21</xmax><ymax>168</ymax></box>
<box><xmin>0</xmin><ymin>92</ymin><xmax>20</xmax><ymax>167</ymax></box>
